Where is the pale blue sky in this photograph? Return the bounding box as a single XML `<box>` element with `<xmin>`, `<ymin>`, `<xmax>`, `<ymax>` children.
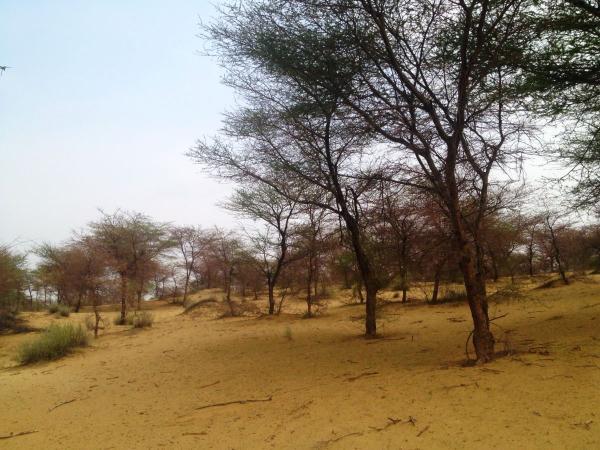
<box><xmin>0</xmin><ymin>0</ymin><xmax>234</xmax><ymax>250</ymax></box>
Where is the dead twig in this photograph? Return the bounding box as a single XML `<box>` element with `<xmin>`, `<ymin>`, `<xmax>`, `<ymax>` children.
<box><xmin>345</xmin><ymin>371</ymin><xmax>379</xmax><ymax>382</ymax></box>
<box><xmin>198</xmin><ymin>381</ymin><xmax>220</xmax><ymax>389</ymax></box>
<box><xmin>49</xmin><ymin>399</ymin><xmax>77</xmax><ymax>412</ymax></box>
<box><xmin>0</xmin><ymin>430</ymin><xmax>38</xmax><ymax>440</ymax></box>
<box><xmin>417</xmin><ymin>425</ymin><xmax>430</xmax><ymax>437</ymax></box>
<box><xmin>194</xmin><ymin>396</ymin><xmax>272</xmax><ymax>410</ymax></box>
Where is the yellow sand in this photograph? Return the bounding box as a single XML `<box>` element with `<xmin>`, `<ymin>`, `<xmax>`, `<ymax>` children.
<box><xmin>1</xmin><ymin>278</ymin><xmax>599</xmax><ymax>449</ymax></box>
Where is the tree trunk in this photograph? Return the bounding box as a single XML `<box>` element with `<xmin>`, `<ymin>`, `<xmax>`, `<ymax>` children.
<box><xmin>431</xmin><ymin>265</ymin><xmax>442</xmax><ymax>304</ymax></box>
<box><xmin>183</xmin><ymin>272</ymin><xmax>190</xmax><ymax>304</ymax></box>
<box><xmin>226</xmin><ymin>267</ymin><xmax>235</xmax><ymax>315</ymax></box>
<box><xmin>458</xmin><ymin>245</ymin><xmax>495</xmax><ymax>362</ymax></box>
<box><xmin>267</xmin><ymin>281</ymin><xmax>275</xmax><ymax>315</ymax></box>
<box><xmin>119</xmin><ymin>273</ymin><xmax>127</xmax><ymax>322</ymax></box>
<box><xmin>306</xmin><ymin>256</ymin><xmax>313</xmax><ymax>317</ymax></box>
<box><xmin>75</xmin><ymin>292</ymin><xmax>83</xmax><ymax>313</ymax></box>
<box><xmin>527</xmin><ymin>244</ymin><xmax>534</xmax><ymax>277</ymax></box>
<box><xmin>342</xmin><ymin>268</ymin><xmax>350</xmax><ymax>289</ymax></box>
<box><xmin>364</xmin><ymin>282</ymin><xmax>377</xmax><ymax>337</ymax></box>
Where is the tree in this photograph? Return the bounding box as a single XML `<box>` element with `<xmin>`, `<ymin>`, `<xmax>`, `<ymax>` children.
<box><xmin>0</xmin><ymin>245</ymin><xmax>27</xmax><ymax>311</ymax></box>
<box><xmin>515</xmin><ymin>0</ymin><xmax>600</xmax><ymax>207</ymax></box>
<box><xmin>294</xmin><ymin>205</ymin><xmax>328</xmax><ymax>316</ymax></box>
<box><xmin>170</xmin><ymin>226</ymin><xmax>208</xmax><ymax>304</ymax></box>
<box><xmin>197</xmin><ymin>0</ymin><xmax>531</xmax><ymax>360</ymax></box>
<box><xmin>542</xmin><ymin>209</ymin><xmax>571</xmax><ymax>284</ymax></box>
<box><xmin>225</xmin><ymin>184</ymin><xmax>297</xmax><ymax>314</ymax></box>
<box><xmin>193</xmin><ymin>7</ymin><xmax>386</xmax><ymax>336</ymax></box>
<box><xmin>90</xmin><ymin>211</ymin><xmax>171</xmax><ymax>321</ymax></box>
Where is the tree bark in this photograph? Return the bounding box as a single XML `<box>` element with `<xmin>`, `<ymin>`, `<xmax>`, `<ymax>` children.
<box><xmin>458</xmin><ymin>243</ymin><xmax>495</xmax><ymax>362</ymax></box>
<box><xmin>267</xmin><ymin>279</ymin><xmax>275</xmax><ymax>315</ymax></box>
<box><xmin>527</xmin><ymin>244</ymin><xmax>535</xmax><ymax>277</ymax></box>
<box><xmin>431</xmin><ymin>264</ymin><xmax>442</xmax><ymax>304</ymax></box>
<box><xmin>119</xmin><ymin>273</ymin><xmax>127</xmax><ymax>322</ymax></box>
<box><xmin>75</xmin><ymin>292</ymin><xmax>83</xmax><ymax>313</ymax></box>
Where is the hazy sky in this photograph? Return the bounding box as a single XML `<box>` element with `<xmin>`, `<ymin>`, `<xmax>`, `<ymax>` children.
<box><xmin>0</xmin><ymin>0</ymin><xmax>235</xmax><ymax>251</ymax></box>
<box><xmin>0</xmin><ymin>1</ymin><xmax>564</xmax><ymax>254</ymax></box>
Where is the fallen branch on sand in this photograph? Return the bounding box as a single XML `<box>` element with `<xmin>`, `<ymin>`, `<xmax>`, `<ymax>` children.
<box><xmin>194</xmin><ymin>396</ymin><xmax>272</xmax><ymax>410</ymax></box>
<box><xmin>0</xmin><ymin>430</ymin><xmax>38</xmax><ymax>440</ymax></box>
<box><xmin>345</xmin><ymin>371</ymin><xmax>379</xmax><ymax>382</ymax></box>
<box><xmin>48</xmin><ymin>399</ymin><xmax>77</xmax><ymax>412</ymax></box>
<box><xmin>198</xmin><ymin>381</ymin><xmax>220</xmax><ymax>389</ymax></box>
<box><xmin>417</xmin><ymin>425</ymin><xmax>430</xmax><ymax>437</ymax></box>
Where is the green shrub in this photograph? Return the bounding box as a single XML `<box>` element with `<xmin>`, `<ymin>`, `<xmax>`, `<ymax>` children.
<box><xmin>48</xmin><ymin>303</ymin><xmax>70</xmax><ymax>317</ymax></box>
<box><xmin>18</xmin><ymin>323</ymin><xmax>88</xmax><ymax>364</ymax></box>
<box><xmin>130</xmin><ymin>311</ymin><xmax>154</xmax><ymax>328</ymax></box>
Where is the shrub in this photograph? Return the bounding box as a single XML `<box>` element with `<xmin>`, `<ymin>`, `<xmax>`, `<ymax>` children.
<box><xmin>0</xmin><ymin>309</ymin><xmax>31</xmax><ymax>334</ymax></box>
<box><xmin>439</xmin><ymin>288</ymin><xmax>468</xmax><ymax>303</ymax></box>
<box><xmin>130</xmin><ymin>311</ymin><xmax>154</xmax><ymax>328</ymax></box>
<box><xmin>18</xmin><ymin>323</ymin><xmax>88</xmax><ymax>364</ymax></box>
<box><xmin>113</xmin><ymin>315</ymin><xmax>127</xmax><ymax>325</ymax></box>
<box><xmin>48</xmin><ymin>303</ymin><xmax>70</xmax><ymax>317</ymax></box>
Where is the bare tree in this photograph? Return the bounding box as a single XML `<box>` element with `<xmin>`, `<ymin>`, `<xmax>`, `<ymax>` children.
<box><xmin>170</xmin><ymin>226</ymin><xmax>207</xmax><ymax>304</ymax></box>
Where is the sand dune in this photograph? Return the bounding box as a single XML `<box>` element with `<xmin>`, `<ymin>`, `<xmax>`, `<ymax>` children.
<box><xmin>1</xmin><ymin>279</ymin><xmax>599</xmax><ymax>449</ymax></box>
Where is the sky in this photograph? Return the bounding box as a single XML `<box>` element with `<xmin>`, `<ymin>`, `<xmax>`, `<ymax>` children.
<box><xmin>0</xmin><ymin>1</ymin><xmax>567</xmax><ymax>255</ymax></box>
<box><xmin>0</xmin><ymin>0</ymin><xmax>236</xmax><ymax>252</ymax></box>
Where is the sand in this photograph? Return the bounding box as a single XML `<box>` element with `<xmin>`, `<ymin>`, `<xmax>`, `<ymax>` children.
<box><xmin>1</xmin><ymin>277</ymin><xmax>599</xmax><ymax>449</ymax></box>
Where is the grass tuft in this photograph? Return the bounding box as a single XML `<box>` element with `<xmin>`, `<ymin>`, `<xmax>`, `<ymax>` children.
<box><xmin>18</xmin><ymin>323</ymin><xmax>88</xmax><ymax>364</ymax></box>
<box><xmin>129</xmin><ymin>311</ymin><xmax>154</xmax><ymax>328</ymax></box>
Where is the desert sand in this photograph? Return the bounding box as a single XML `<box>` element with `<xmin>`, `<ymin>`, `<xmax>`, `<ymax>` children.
<box><xmin>1</xmin><ymin>278</ymin><xmax>599</xmax><ymax>449</ymax></box>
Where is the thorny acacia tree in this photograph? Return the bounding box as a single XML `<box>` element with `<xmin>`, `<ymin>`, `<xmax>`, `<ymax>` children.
<box><xmin>170</xmin><ymin>225</ymin><xmax>208</xmax><ymax>304</ymax></box>
<box><xmin>196</xmin><ymin>0</ymin><xmax>532</xmax><ymax>360</ymax></box>
<box><xmin>90</xmin><ymin>211</ymin><xmax>171</xmax><ymax>321</ymax></box>
<box><xmin>514</xmin><ymin>0</ymin><xmax>600</xmax><ymax>207</ymax></box>
<box><xmin>225</xmin><ymin>184</ymin><xmax>297</xmax><ymax>314</ymax></box>
<box><xmin>191</xmin><ymin>25</ymin><xmax>384</xmax><ymax>335</ymax></box>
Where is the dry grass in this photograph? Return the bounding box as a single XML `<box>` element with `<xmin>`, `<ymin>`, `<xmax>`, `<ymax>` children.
<box><xmin>17</xmin><ymin>323</ymin><xmax>88</xmax><ymax>364</ymax></box>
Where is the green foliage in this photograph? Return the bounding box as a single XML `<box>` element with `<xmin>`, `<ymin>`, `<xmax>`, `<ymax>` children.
<box><xmin>0</xmin><ymin>246</ymin><xmax>27</xmax><ymax>310</ymax></box>
<box><xmin>511</xmin><ymin>1</ymin><xmax>600</xmax><ymax>207</ymax></box>
<box><xmin>18</xmin><ymin>323</ymin><xmax>88</xmax><ymax>364</ymax></box>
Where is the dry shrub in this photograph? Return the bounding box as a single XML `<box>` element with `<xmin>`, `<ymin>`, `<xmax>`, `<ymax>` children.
<box><xmin>127</xmin><ymin>311</ymin><xmax>154</xmax><ymax>328</ymax></box>
<box><xmin>18</xmin><ymin>323</ymin><xmax>88</xmax><ymax>364</ymax></box>
<box><xmin>438</xmin><ymin>288</ymin><xmax>468</xmax><ymax>303</ymax></box>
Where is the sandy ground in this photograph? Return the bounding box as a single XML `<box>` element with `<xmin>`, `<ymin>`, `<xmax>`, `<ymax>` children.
<box><xmin>1</xmin><ymin>278</ymin><xmax>599</xmax><ymax>449</ymax></box>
